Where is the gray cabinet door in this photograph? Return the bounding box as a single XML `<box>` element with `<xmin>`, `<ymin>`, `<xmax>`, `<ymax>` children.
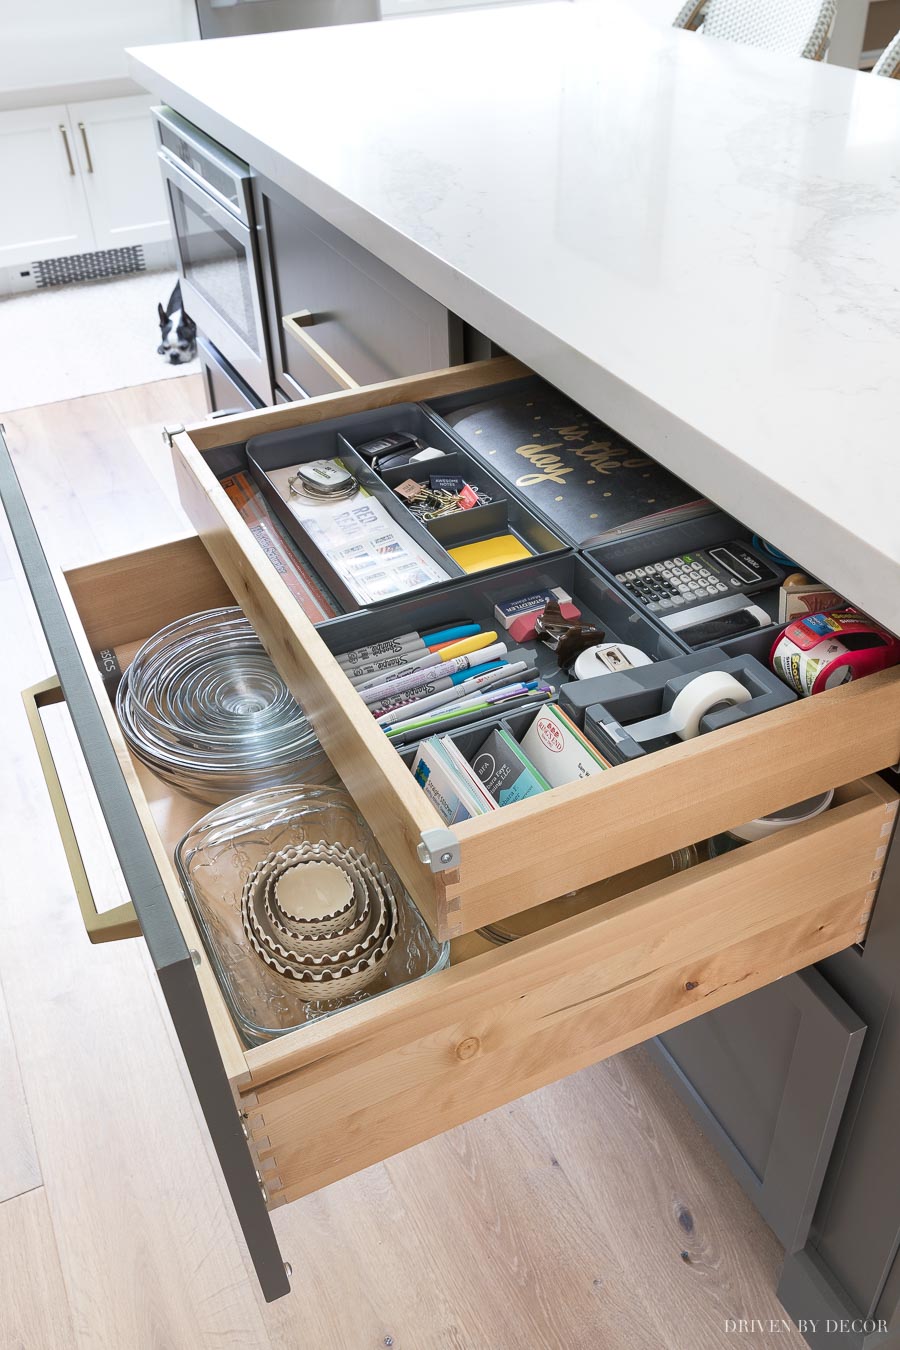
<box><xmin>254</xmin><ymin>173</ymin><xmax>461</xmax><ymax>400</ymax></box>
<box><xmin>651</xmin><ymin>969</ymin><xmax>865</xmax><ymax>1253</ymax></box>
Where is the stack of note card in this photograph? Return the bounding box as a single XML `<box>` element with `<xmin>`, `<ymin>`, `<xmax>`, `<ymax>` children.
<box><xmin>519</xmin><ymin>705</ymin><xmax>612</xmax><ymax>784</ymax></box>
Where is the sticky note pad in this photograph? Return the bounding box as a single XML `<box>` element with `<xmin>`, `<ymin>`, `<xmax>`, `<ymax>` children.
<box><xmin>448</xmin><ymin>534</ymin><xmax>532</xmax><ymax>574</ymax></box>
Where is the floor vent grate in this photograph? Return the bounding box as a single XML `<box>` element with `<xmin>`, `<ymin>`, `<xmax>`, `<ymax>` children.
<box><xmin>33</xmin><ymin>245</ymin><xmax>146</xmax><ymax>288</ymax></box>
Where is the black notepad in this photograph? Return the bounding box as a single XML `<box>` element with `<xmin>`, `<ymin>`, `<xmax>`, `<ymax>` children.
<box><xmin>444</xmin><ymin>380</ymin><xmax>710</xmax><ymax>546</ymax></box>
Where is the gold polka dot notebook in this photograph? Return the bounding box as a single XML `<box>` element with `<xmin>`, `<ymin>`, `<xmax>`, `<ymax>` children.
<box><xmin>443</xmin><ymin>380</ymin><xmax>712</xmax><ymax>547</ymax></box>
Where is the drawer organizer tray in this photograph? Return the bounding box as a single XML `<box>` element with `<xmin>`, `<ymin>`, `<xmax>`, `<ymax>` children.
<box><xmin>316</xmin><ymin>551</ymin><xmax>683</xmax><ymax>699</ymax></box>
<box><xmin>245</xmin><ymin>401</ymin><xmax>567</xmax><ymax>612</ymax></box>
<box><xmin>5</xmin><ymin>365</ymin><xmax>900</xmax><ymax>1305</ymax></box>
<box><xmin>424</xmin><ymin>375</ymin><xmax>712</xmax><ymax>551</ymax></box>
<box><xmin>585</xmin><ymin>511</ymin><xmax>786</xmax><ymax>658</ymax></box>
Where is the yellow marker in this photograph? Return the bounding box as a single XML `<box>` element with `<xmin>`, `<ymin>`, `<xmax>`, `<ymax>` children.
<box><xmin>435</xmin><ymin>630</ymin><xmax>499</xmax><ymax>661</ymax></box>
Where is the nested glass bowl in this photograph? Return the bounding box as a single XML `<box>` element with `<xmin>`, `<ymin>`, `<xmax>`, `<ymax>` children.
<box><xmin>117</xmin><ymin>607</ymin><xmax>333</xmax><ymax>803</ymax></box>
<box><xmin>175</xmin><ymin>784</ymin><xmax>449</xmax><ymax>1046</ymax></box>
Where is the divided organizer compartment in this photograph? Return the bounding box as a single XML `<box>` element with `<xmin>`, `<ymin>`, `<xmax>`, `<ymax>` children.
<box><xmin>246</xmin><ymin>421</ymin><xmax>459</xmax><ymax>612</ymax></box>
<box><xmin>347</xmin><ymin>402</ymin><xmax>565</xmax><ymax>560</ymax></box>
<box><xmin>397</xmin><ymin>707</ymin><xmax>551</xmax><ymax>778</ymax></box>
<box><xmin>586</xmin><ymin>511</ymin><xmax>788</xmax><ymax>661</ymax></box>
<box><xmin>247</xmin><ymin>404</ymin><xmax>567</xmax><ymax>612</ymax></box>
<box><xmin>424</xmin><ymin>376</ymin><xmax>712</xmax><ymax>551</ymax></box>
<box><xmin>316</xmin><ymin>552</ymin><xmax>684</xmax><ymax>730</ymax></box>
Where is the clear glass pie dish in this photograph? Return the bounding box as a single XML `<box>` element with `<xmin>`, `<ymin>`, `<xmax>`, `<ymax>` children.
<box><xmin>175</xmin><ymin>784</ymin><xmax>449</xmax><ymax>1046</ymax></box>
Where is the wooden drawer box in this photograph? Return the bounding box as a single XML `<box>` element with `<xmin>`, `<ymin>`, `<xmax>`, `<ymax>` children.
<box><xmin>170</xmin><ymin>356</ymin><xmax>900</xmax><ymax>942</ymax></box>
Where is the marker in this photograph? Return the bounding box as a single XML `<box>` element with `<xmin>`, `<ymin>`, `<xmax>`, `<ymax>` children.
<box><xmin>358</xmin><ymin>643</ymin><xmax>509</xmax><ymax>706</ymax></box>
<box><xmin>365</xmin><ymin>659</ymin><xmax>509</xmax><ymax>711</ymax></box>
<box><xmin>355</xmin><ymin>631</ymin><xmax>499</xmax><ymax>690</ymax></box>
<box><xmin>337</xmin><ymin>623</ymin><xmax>479</xmax><ymax>669</ymax></box>
<box><xmin>374</xmin><ymin>663</ymin><xmax>529</xmax><ymax>725</ymax></box>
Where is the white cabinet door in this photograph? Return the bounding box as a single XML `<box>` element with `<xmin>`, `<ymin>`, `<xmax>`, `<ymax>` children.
<box><xmin>68</xmin><ymin>95</ymin><xmax>171</xmax><ymax>250</ymax></box>
<box><xmin>0</xmin><ymin>106</ymin><xmax>95</xmax><ymax>267</ymax></box>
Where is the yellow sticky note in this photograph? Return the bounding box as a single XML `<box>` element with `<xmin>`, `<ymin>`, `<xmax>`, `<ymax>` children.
<box><xmin>448</xmin><ymin>535</ymin><xmax>532</xmax><ymax>574</ymax></box>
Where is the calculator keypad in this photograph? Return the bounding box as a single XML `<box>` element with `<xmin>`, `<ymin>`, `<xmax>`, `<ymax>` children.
<box><xmin>616</xmin><ymin>557</ymin><xmax>729</xmax><ymax>614</ymax></box>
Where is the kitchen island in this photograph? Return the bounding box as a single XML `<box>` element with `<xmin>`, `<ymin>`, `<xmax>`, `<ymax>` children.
<box><xmin>125</xmin><ymin>9</ymin><xmax>900</xmax><ymax>1346</ymax></box>
<box><xmin>131</xmin><ymin>0</ymin><xmax>900</xmax><ymax>634</ymax></box>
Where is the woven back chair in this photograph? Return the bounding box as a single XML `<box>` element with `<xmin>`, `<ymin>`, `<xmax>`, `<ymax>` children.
<box><xmin>674</xmin><ymin>0</ymin><xmax>836</xmax><ymax>60</ymax></box>
<box><xmin>873</xmin><ymin>31</ymin><xmax>900</xmax><ymax>78</ymax></box>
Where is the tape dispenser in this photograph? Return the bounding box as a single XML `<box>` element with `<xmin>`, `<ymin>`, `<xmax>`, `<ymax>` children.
<box><xmin>560</xmin><ymin>651</ymin><xmax>796</xmax><ymax>764</ymax></box>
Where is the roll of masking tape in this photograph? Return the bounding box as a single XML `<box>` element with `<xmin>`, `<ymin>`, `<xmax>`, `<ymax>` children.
<box><xmin>572</xmin><ymin>642</ymin><xmax>652</xmax><ymax>681</ymax></box>
<box><xmin>627</xmin><ymin>671</ymin><xmax>752</xmax><ymax>744</ymax></box>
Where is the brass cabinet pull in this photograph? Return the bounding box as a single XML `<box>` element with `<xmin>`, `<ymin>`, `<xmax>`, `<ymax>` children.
<box><xmin>281</xmin><ymin>310</ymin><xmax>360</xmax><ymax>391</ymax></box>
<box><xmin>23</xmin><ymin>676</ymin><xmax>141</xmax><ymax>944</ymax></box>
<box><xmin>78</xmin><ymin>121</ymin><xmax>94</xmax><ymax>173</ymax></box>
<box><xmin>59</xmin><ymin>124</ymin><xmax>75</xmax><ymax>176</ymax></box>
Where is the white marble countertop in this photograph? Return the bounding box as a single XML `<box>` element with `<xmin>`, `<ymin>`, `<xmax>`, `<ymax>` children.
<box><xmin>130</xmin><ymin>1</ymin><xmax>900</xmax><ymax>632</ymax></box>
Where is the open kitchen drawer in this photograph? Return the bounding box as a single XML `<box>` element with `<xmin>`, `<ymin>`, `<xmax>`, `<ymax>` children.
<box><xmin>3</xmin><ymin>372</ymin><xmax>900</xmax><ymax>1302</ymax></box>
<box><xmin>170</xmin><ymin>356</ymin><xmax>900</xmax><ymax>941</ymax></box>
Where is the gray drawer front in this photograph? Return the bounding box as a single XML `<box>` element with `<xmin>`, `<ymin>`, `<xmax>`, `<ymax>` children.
<box><xmin>254</xmin><ymin>174</ymin><xmax>459</xmax><ymax>399</ymax></box>
<box><xmin>652</xmin><ymin>968</ymin><xmax>865</xmax><ymax>1254</ymax></box>
<box><xmin>0</xmin><ymin>430</ymin><xmax>289</xmax><ymax>1303</ymax></box>
<box><xmin>200</xmin><ymin>337</ymin><xmax>265</xmax><ymax>416</ymax></box>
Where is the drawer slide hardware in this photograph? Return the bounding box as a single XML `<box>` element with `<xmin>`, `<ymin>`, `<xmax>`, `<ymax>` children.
<box><xmin>162</xmin><ymin>424</ymin><xmax>186</xmax><ymax>448</ymax></box>
<box><xmin>417</xmin><ymin>827</ymin><xmax>461</xmax><ymax>872</ymax></box>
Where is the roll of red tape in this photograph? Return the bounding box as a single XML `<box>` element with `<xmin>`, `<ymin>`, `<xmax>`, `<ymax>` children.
<box><xmin>770</xmin><ymin>608</ymin><xmax>900</xmax><ymax>696</ymax></box>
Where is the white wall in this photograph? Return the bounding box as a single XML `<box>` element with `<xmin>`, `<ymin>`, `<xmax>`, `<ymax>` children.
<box><xmin>0</xmin><ymin>0</ymin><xmax>199</xmax><ymax>95</ymax></box>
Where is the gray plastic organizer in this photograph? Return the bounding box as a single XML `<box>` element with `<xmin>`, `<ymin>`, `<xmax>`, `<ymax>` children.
<box><xmin>245</xmin><ymin>403</ymin><xmax>567</xmax><ymax>612</ymax></box>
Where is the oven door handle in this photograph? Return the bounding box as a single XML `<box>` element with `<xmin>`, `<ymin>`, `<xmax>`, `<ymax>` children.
<box><xmin>158</xmin><ymin>151</ymin><xmax>253</xmax><ymax>242</ymax></box>
<box><xmin>281</xmin><ymin>310</ymin><xmax>360</xmax><ymax>391</ymax></box>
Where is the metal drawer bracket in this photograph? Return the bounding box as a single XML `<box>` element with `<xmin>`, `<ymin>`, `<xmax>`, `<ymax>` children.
<box><xmin>417</xmin><ymin>828</ymin><xmax>461</xmax><ymax>872</ymax></box>
<box><xmin>162</xmin><ymin>424</ymin><xmax>185</xmax><ymax>448</ymax></box>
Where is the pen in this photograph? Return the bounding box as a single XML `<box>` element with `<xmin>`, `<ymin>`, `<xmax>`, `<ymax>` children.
<box><xmin>355</xmin><ymin>631</ymin><xmax>499</xmax><ymax>690</ymax></box>
<box><xmin>359</xmin><ymin>643</ymin><xmax>509</xmax><ymax>706</ymax></box>
<box><xmin>367</xmin><ymin>661</ymin><xmax>511</xmax><ymax>714</ymax></box>
<box><xmin>387</xmin><ymin>688</ymin><xmax>553</xmax><ymax>739</ymax></box>
<box><xmin>373</xmin><ymin>663</ymin><xmax>529</xmax><ymax>724</ymax></box>
<box><xmin>383</xmin><ymin>682</ymin><xmax>538</xmax><ymax>735</ymax></box>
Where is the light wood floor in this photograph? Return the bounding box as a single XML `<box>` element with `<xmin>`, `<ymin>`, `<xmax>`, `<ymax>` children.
<box><xmin>0</xmin><ymin>377</ymin><xmax>805</xmax><ymax>1350</ymax></box>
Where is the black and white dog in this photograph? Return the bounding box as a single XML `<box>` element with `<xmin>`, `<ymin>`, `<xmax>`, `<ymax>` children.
<box><xmin>157</xmin><ymin>281</ymin><xmax>197</xmax><ymax>364</ymax></box>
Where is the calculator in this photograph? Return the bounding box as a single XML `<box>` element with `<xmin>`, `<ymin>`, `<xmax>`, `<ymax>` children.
<box><xmin>615</xmin><ymin>541</ymin><xmax>784</xmax><ymax>616</ymax></box>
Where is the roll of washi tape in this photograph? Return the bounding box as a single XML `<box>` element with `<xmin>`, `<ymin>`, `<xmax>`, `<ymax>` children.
<box><xmin>572</xmin><ymin>643</ymin><xmax>652</xmax><ymax>682</ymax></box>
<box><xmin>627</xmin><ymin>670</ymin><xmax>752</xmax><ymax>744</ymax></box>
<box><xmin>770</xmin><ymin>609</ymin><xmax>900</xmax><ymax>696</ymax></box>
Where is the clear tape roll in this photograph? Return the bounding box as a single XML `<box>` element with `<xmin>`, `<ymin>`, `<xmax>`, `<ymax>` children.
<box><xmin>627</xmin><ymin>671</ymin><xmax>752</xmax><ymax>744</ymax></box>
<box><xmin>572</xmin><ymin>643</ymin><xmax>652</xmax><ymax>681</ymax></box>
